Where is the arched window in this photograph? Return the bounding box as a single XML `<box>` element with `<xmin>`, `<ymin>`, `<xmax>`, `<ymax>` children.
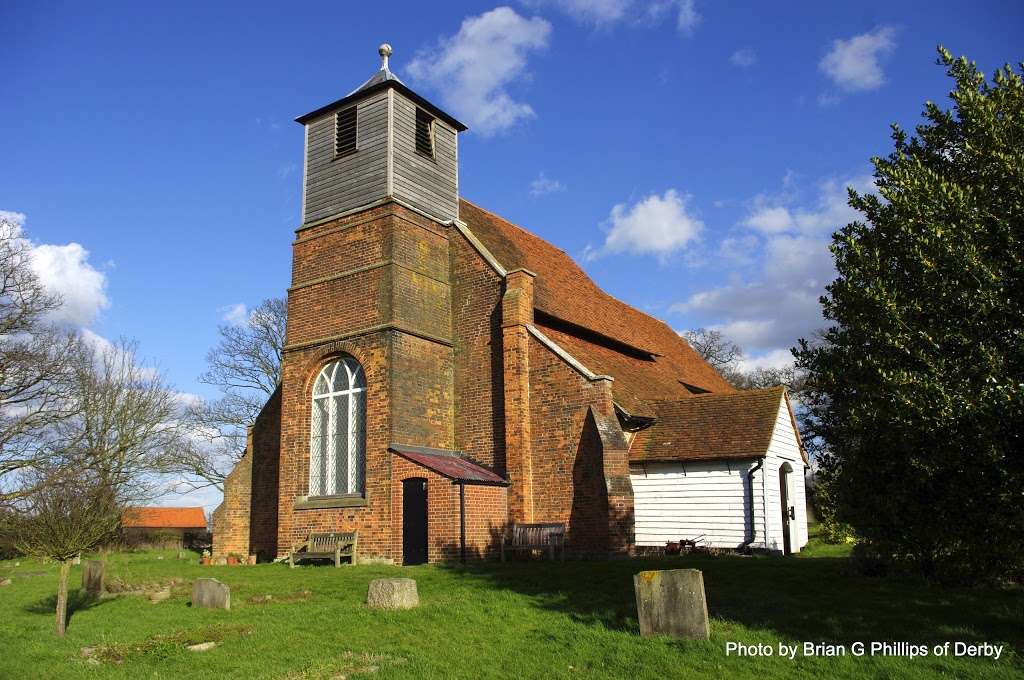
<box><xmin>310</xmin><ymin>357</ymin><xmax>366</xmax><ymax>496</ymax></box>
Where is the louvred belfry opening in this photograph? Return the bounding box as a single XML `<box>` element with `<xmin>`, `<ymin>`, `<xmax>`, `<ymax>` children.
<box><xmin>335</xmin><ymin>106</ymin><xmax>357</xmax><ymax>156</ymax></box>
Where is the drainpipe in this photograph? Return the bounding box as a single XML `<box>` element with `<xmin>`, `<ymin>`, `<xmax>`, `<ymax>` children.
<box><xmin>740</xmin><ymin>458</ymin><xmax>764</xmax><ymax>551</ymax></box>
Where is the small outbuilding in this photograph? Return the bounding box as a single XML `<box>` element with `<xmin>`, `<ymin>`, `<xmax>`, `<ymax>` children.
<box><xmin>629</xmin><ymin>387</ymin><xmax>809</xmax><ymax>554</ymax></box>
<box><xmin>122</xmin><ymin>507</ymin><xmax>209</xmax><ymax>549</ymax></box>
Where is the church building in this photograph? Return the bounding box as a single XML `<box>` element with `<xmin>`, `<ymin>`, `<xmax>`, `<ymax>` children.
<box><xmin>212</xmin><ymin>45</ymin><xmax>809</xmax><ymax>564</ymax></box>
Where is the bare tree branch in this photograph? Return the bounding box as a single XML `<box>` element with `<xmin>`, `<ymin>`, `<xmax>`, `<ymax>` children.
<box><xmin>164</xmin><ymin>298</ymin><xmax>285</xmax><ymax>490</ymax></box>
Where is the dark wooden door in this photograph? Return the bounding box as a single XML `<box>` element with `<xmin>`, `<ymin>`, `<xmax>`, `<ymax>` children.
<box><xmin>779</xmin><ymin>466</ymin><xmax>792</xmax><ymax>555</ymax></box>
<box><xmin>402</xmin><ymin>478</ymin><xmax>428</xmax><ymax>565</ymax></box>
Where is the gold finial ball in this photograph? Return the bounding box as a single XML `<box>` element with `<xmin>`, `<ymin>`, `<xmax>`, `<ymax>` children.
<box><xmin>379</xmin><ymin>43</ymin><xmax>393</xmax><ymax>58</ymax></box>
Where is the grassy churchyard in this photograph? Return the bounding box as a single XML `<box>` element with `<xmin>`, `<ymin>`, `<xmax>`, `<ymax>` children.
<box><xmin>0</xmin><ymin>530</ymin><xmax>1020</xmax><ymax>679</ymax></box>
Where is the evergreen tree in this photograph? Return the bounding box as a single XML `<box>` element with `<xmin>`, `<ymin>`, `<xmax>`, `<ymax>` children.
<box><xmin>795</xmin><ymin>49</ymin><xmax>1023</xmax><ymax>582</ymax></box>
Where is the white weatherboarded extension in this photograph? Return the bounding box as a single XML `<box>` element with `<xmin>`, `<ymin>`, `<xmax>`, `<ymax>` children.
<box><xmin>630</xmin><ymin>393</ymin><xmax>808</xmax><ymax>553</ymax></box>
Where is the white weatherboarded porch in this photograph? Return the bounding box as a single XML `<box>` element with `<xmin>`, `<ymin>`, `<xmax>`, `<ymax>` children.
<box><xmin>629</xmin><ymin>391</ymin><xmax>808</xmax><ymax>553</ymax></box>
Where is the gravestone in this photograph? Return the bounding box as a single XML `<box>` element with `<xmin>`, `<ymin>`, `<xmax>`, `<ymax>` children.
<box><xmin>149</xmin><ymin>588</ymin><xmax>171</xmax><ymax>603</ymax></box>
<box><xmin>633</xmin><ymin>568</ymin><xmax>709</xmax><ymax>639</ymax></box>
<box><xmin>192</xmin><ymin>578</ymin><xmax>231</xmax><ymax>610</ymax></box>
<box><xmin>82</xmin><ymin>560</ymin><xmax>105</xmax><ymax>596</ymax></box>
<box><xmin>366</xmin><ymin>578</ymin><xmax>418</xmax><ymax>609</ymax></box>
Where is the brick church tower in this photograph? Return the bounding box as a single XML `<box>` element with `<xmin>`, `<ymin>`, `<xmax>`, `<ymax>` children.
<box><xmin>278</xmin><ymin>44</ymin><xmax>484</xmax><ymax>562</ymax></box>
<box><xmin>213</xmin><ymin>44</ymin><xmax>811</xmax><ymax>565</ymax></box>
<box><xmin>215</xmin><ymin>44</ymin><xmax>644</xmax><ymax>565</ymax></box>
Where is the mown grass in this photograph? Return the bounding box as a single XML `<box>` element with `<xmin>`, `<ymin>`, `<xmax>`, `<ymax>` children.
<box><xmin>0</xmin><ymin>530</ymin><xmax>1020</xmax><ymax>679</ymax></box>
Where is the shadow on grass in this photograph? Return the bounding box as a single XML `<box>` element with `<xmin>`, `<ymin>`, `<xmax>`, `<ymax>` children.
<box><xmin>439</xmin><ymin>551</ymin><xmax>1024</xmax><ymax>650</ymax></box>
<box><xmin>23</xmin><ymin>588</ymin><xmax>114</xmax><ymax>628</ymax></box>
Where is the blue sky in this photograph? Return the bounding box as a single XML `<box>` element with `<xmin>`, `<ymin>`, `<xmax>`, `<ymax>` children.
<box><xmin>3</xmin><ymin>1</ymin><xmax>1021</xmax><ymax>507</ymax></box>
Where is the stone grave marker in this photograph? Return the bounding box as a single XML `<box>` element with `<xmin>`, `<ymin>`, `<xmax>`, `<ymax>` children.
<box><xmin>633</xmin><ymin>568</ymin><xmax>709</xmax><ymax>639</ymax></box>
<box><xmin>366</xmin><ymin>578</ymin><xmax>418</xmax><ymax>609</ymax></box>
<box><xmin>82</xmin><ymin>560</ymin><xmax>105</xmax><ymax>596</ymax></box>
<box><xmin>192</xmin><ymin>578</ymin><xmax>230</xmax><ymax>610</ymax></box>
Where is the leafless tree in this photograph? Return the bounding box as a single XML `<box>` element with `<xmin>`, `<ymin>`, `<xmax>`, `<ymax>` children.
<box><xmin>682</xmin><ymin>326</ymin><xmax>807</xmax><ymax>393</ymax></box>
<box><xmin>681</xmin><ymin>327</ymin><xmax>743</xmax><ymax>374</ymax></box>
<box><xmin>0</xmin><ymin>217</ymin><xmax>79</xmax><ymax>504</ymax></box>
<box><xmin>6</xmin><ymin>472</ymin><xmax>121</xmax><ymax>635</ymax></box>
<box><xmin>171</xmin><ymin>298</ymin><xmax>285</xmax><ymax>490</ymax></box>
<box><xmin>57</xmin><ymin>337</ymin><xmax>187</xmax><ymax>504</ymax></box>
<box><xmin>4</xmin><ymin>336</ymin><xmax>182</xmax><ymax>635</ymax></box>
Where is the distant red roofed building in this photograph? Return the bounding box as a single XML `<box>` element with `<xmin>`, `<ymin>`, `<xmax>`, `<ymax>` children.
<box><xmin>122</xmin><ymin>507</ymin><xmax>209</xmax><ymax>549</ymax></box>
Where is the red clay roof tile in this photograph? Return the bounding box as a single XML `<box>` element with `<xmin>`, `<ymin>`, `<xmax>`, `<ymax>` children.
<box><xmin>629</xmin><ymin>387</ymin><xmax>788</xmax><ymax>463</ymax></box>
<box><xmin>122</xmin><ymin>507</ymin><xmax>207</xmax><ymax>529</ymax></box>
<box><xmin>459</xmin><ymin>199</ymin><xmax>735</xmax><ymax>413</ymax></box>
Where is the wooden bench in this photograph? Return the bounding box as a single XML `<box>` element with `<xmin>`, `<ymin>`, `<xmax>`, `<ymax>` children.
<box><xmin>500</xmin><ymin>522</ymin><xmax>566</xmax><ymax>562</ymax></box>
<box><xmin>289</xmin><ymin>531</ymin><xmax>358</xmax><ymax>568</ymax></box>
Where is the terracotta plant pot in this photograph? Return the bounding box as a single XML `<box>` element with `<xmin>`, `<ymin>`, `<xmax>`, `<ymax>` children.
<box><xmin>200</xmin><ymin>557</ymin><xmax>211</xmax><ymax>566</ymax></box>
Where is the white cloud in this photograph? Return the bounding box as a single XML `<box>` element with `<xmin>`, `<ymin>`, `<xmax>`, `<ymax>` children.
<box><xmin>730</xmin><ymin>47</ymin><xmax>756</xmax><ymax>68</ymax></box>
<box><xmin>220</xmin><ymin>303</ymin><xmax>249</xmax><ymax>326</ymax></box>
<box><xmin>820</xmin><ymin>27</ymin><xmax>896</xmax><ymax>92</ymax></box>
<box><xmin>540</xmin><ymin>0</ymin><xmax>630</xmax><ymax>25</ymax></box>
<box><xmin>408</xmin><ymin>7</ymin><xmax>551</xmax><ymax>136</ymax></box>
<box><xmin>529</xmin><ymin>171</ymin><xmax>566</xmax><ymax>196</ymax></box>
<box><xmin>742</xmin><ymin>175</ymin><xmax>873</xmax><ymax>237</ymax></box>
<box><xmin>675</xmin><ymin>0</ymin><xmax>700</xmax><ymax>32</ymax></box>
<box><xmin>30</xmin><ymin>242</ymin><xmax>110</xmax><ymax>327</ymax></box>
<box><xmin>741</xmin><ymin>204</ymin><xmax>793</xmax><ymax>233</ymax></box>
<box><xmin>588</xmin><ymin>189</ymin><xmax>702</xmax><ymax>260</ymax></box>
<box><xmin>0</xmin><ymin>210</ymin><xmax>27</xmax><ymax>228</ymax></box>
<box><xmin>530</xmin><ymin>0</ymin><xmax>700</xmax><ymax>33</ymax></box>
<box><xmin>651</xmin><ymin>0</ymin><xmax>700</xmax><ymax>33</ymax></box>
<box><xmin>738</xmin><ymin>348</ymin><xmax>797</xmax><ymax>372</ymax></box>
<box><xmin>80</xmin><ymin>327</ymin><xmax>114</xmax><ymax>354</ymax></box>
<box><xmin>674</xmin><ymin>175</ymin><xmax>874</xmax><ymax>352</ymax></box>
<box><xmin>718</xmin><ymin>234</ymin><xmax>759</xmax><ymax>264</ymax></box>
<box><xmin>1</xmin><ymin>210</ymin><xmax>110</xmax><ymax>328</ymax></box>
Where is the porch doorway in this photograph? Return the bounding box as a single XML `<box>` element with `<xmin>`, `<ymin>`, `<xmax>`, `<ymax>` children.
<box><xmin>779</xmin><ymin>462</ymin><xmax>793</xmax><ymax>555</ymax></box>
<box><xmin>402</xmin><ymin>478</ymin><xmax>428</xmax><ymax>565</ymax></box>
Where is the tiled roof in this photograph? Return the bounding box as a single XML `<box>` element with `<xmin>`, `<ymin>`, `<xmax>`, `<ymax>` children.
<box><xmin>390</xmin><ymin>444</ymin><xmax>509</xmax><ymax>486</ymax></box>
<box><xmin>459</xmin><ymin>199</ymin><xmax>734</xmax><ymax>414</ymax></box>
<box><xmin>122</xmin><ymin>507</ymin><xmax>207</xmax><ymax>529</ymax></box>
<box><xmin>629</xmin><ymin>387</ymin><xmax>787</xmax><ymax>462</ymax></box>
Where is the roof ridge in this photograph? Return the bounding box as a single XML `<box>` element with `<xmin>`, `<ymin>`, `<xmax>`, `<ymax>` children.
<box><xmin>459</xmin><ymin>198</ymin><xmax>689</xmax><ymax>348</ymax></box>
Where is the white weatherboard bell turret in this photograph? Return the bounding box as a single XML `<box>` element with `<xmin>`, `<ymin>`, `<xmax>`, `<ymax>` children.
<box><xmin>296</xmin><ymin>44</ymin><xmax>467</xmax><ymax>226</ymax></box>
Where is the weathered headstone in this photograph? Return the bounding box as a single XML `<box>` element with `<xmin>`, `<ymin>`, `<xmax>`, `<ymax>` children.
<box><xmin>366</xmin><ymin>578</ymin><xmax>418</xmax><ymax>609</ymax></box>
<box><xmin>82</xmin><ymin>560</ymin><xmax>105</xmax><ymax>596</ymax></box>
<box><xmin>0</xmin><ymin>578</ymin><xmax>11</xmax><ymax>587</ymax></box>
<box><xmin>192</xmin><ymin>578</ymin><xmax>230</xmax><ymax>610</ymax></box>
<box><xmin>187</xmin><ymin>642</ymin><xmax>218</xmax><ymax>652</ymax></box>
<box><xmin>149</xmin><ymin>588</ymin><xmax>171</xmax><ymax>603</ymax></box>
<box><xmin>633</xmin><ymin>568</ymin><xmax>709</xmax><ymax>639</ymax></box>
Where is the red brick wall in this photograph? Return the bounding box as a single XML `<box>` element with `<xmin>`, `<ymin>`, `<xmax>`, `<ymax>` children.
<box><xmin>391</xmin><ymin>455</ymin><xmax>507</xmax><ymax>563</ymax></box>
<box><xmin>527</xmin><ymin>335</ymin><xmax>633</xmax><ymax>556</ymax></box>
<box><xmin>218</xmin><ymin>198</ymin><xmax>636</xmax><ymax>563</ymax></box>
<box><xmin>502</xmin><ymin>270</ymin><xmax>536</xmax><ymax>522</ymax></box>
<box><xmin>449</xmin><ymin>229</ymin><xmax>506</xmax><ymax>471</ymax></box>
<box><xmin>276</xmin><ymin>201</ymin><xmax>455</xmax><ymax>562</ymax></box>
<box><xmin>391</xmin><ymin>333</ymin><xmax>454</xmax><ymax>449</ymax></box>
<box><xmin>249</xmin><ymin>388</ymin><xmax>281</xmax><ymax>559</ymax></box>
<box><xmin>277</xmin><ymin>334</ymin><xmax>393</xmax><ymax>559</ymax></box>
<box><xmin>212</xmin><ymin>435</ymin><xmax>252</xmax><ymax>558</ymax></box>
